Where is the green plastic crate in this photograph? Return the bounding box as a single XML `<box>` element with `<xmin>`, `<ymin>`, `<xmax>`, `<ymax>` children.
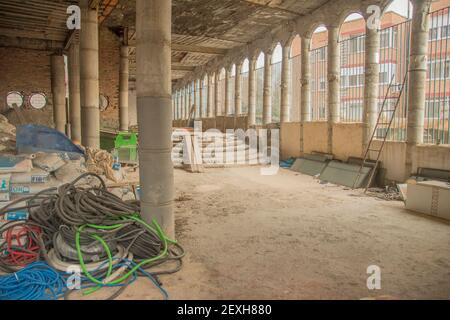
<box><xmin>113</xmin><ymin>132</ymin><xmax>138</xmax><ymax>163</ymax></box>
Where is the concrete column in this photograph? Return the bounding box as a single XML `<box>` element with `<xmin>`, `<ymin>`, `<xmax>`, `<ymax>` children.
<box><xmin>80</xmin><ymin>0</ymin><xmax>99</xmax><ymax>148</ymax></box>
<box><xmin>172</xmin><ymin>96</ymin><xmax>175</xmax><ymax>120</ymax></box>
<box><xmin>136</xmin><ymin>0</ymin><xmax>174</xmax><ymax>235</ymax></box>
<box><xmin>68</xmin><ymin>42</ymin><xmax>81</xmax><ymax>142</ymax></box>
<box><xmin>184</xmin><ymin>86</ymin><xmax>189</xmax><ymax>119</ymax></box>
<box><xmin>178</xmin><ymin>89</ymin><xmax>182</xmax><ymax>120</ymax></box>
<box><xmin>199</xmin><ymin>79</ymin><xmax>203</xmax><ymax>119</ymax></box>
<box><xmin>235</xmin><ymin>63</ymin><xmax>242</xmax><ymax>115</ymax></box>
<box><xmin>301</xmin><ymin>37</ymin><xmax>311</xmax><ymax>122</ymax></box>
<box><xmin>248</xmin><ymin>57</ymin><xmax>257</xmax><ymax>127</ymax></box>
<box><xmin>178</xmin><ymin>91</ymin><xmax>182</xmax><ymax>120</ymax></box>
<box><xmin>225</xmin><ymin>68</ymin><xmax>231</xmax><ymax>115</ymax></box>
<box><xmin>180</xmin><ymin>89</ymin><xmax>184</xmax><ymax>120</ymax></box>
<box><xmin>363</xmin><ymin>25</ymin><xmax>380</xmax><ymax>151</ymax></box>
<box><xmin>327</xmin><ymin>26</ymin><xmax>340</xmax><ymax>154</ymax></box>
<box><xmin>263</xmin><ymin>51</ymin><xmax>273</xmax><ymax>125</ymax></box>
<box><xmin>406</xmin><ymin>0</ymin><xmax>432</xmax><ymax>177</ymax></box>
<box><xmin>207</xmin><ymin>74</ymin><xmax>214</xmax><ymax>117</ymax></box>
<box><xmin>300</xmin><ymin>37</ymin><xmax>311</xmax><ymax>155</ymax></box>
<box><xmin>188</xmin><ymin>84</ymin><xmax>193</xmax><ymax>119</ymax></box>
<box><xmin>193</xmin><ymin>80</ymin><xmax>198</xmax><ymax>119</ymax></box>
<box><xmin>173</xmin><ymin>91</ymin><xmax>177</xmax><ymax>120</ymax></box>
<box><xmin>51</xmin><ymin>54</ymin><xmax>66</xmax><ymax>134</ymax></box>
<box><xmin>280</xmin><ymin>44</ymin><xmax>291</xmax><ymax>123</ymax></box>
<box><xmin>214</xmin><ymin>72</ymin><xmax>220</xmax><ymax>116</ymax></box>
<box><xmin>119</xmin><ymin>45</ymin><xmax>129</xmax><ymax>131</ymax></box>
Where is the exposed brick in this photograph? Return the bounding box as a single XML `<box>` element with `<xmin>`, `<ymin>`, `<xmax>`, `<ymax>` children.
<box><xmin>0</xmin><ymin>47</ymin><xmax>54</xmax><ymax>127</ymax></box>
<box><xmin>0</xmin><ymin>26</ymin><xmax>121</xmax><ymax>132</ymax></box>
<box><xmin>99</xmin><ymin>25</ymin><xmax>120</xmax><ymax>130</ymax></box>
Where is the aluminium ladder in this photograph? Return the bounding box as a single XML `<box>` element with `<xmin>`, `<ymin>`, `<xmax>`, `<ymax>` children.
<box><xmin>352</xmin><ymin>70</ymin><xmax>409</xmax><ymax>192</ymax></box>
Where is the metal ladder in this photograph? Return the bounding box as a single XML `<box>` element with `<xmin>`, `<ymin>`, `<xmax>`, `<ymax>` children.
<box><xmin>352</xmin><ymin>71</ymin><xmax>409</xmax><ymax>192</ymax></box>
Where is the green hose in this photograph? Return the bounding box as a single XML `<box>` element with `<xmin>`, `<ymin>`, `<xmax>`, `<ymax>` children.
<box><xmin>75</xmin><ymin>216</ymin><xmax>175</xmax><ymax>287</ymax></box>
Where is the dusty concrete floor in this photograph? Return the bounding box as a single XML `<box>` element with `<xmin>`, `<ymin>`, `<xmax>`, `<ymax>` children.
<box><xmin>110</xmin><ymin>167</ymin><xmax>450</xmax><ymax>300</ymax></box>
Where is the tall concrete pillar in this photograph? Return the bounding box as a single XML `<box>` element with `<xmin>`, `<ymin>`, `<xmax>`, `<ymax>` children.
<box><xmin>80</xmin><ymin>0</ymin><xmax>99</xmax><ymax>148</ymax></box>
<box><xmin>363</xmin><ymin>25</ymin><xmax>380</xmax><ymax>152</ymax></box>
<box><xmin>327</xmin><ymin>26</ymin><xmax>340</xmax><ymax>154</ymax></box>
<box><xmin>178</xmin><ymin>91</ymin><xmax>182</xmax><ymax>120</ymax></box>
<box><xmin>68</xmin><ymin>42</ymin><xmax>81</xmax><ymax>142</ymax></box>
<box><xmin>280</xmin><ymin>44</ymin><xmax>291</xmax><ymax>123</ymax></box>
<box><xmin>173</xmin><ymin>91</ymin><xmax>177</xmax><ymax>120</ymax></box>
<box><xmin>248</xmin><ymin>57</ymin><xmax>257</xmax><ymax>127</ymax></box>
<box><xmin>178</xmin><ymin>89</ymin><xmax>182</xmax><ymax>120</ymax></box>
<box><xmin>119</xmin><ymin>45</ymin><xmax>129</xmax><ymax>131</ymax></box>
<box><xmin>235</xmin><ymin>63</ymin><xmax>242</xmax><ymax>115</ymax></box>
<box><xmin>188</xmin><ymin>84</ymin><xmax>193</xmax><ymax>118</ymax></box>
<box><xmin>405</xmin><ymin>0</ymin><xmax>432</xmax><ymax>177</ymax></box>
<box><xmin>300</xmin><ymin>37</ymin><xmax>311</xmax><ymax>154</ymax></box>
<box><xmin>172</xmin><ymin>96</ymin><xmax>175</xmax><ymax>120</ymax></box>
<box><xmin>263</xmin><ymin>51</ymin><xmax>273</xmax><ymax>125</ymax></box>
<box><xmin>51</xmin><ymin>54</ymin><xmax>66</xmax><ymax>134</ymax></box>
<box><xmin>199</xmin><ymin>79</ymin><xmax>203</xmax><ymax>119</ymax></box>
<box><xmin>136</xmin><ymin>0</ymin><xmax>174</xmax><ymax>235</ymax></box>
<box><xmin>301</xmin><ymin>37</ymin><xmax>311</xmax><ymax>122</ymax></box>
<box><xmin>193</xmin><ymin>80</ymin><xmax>198</xmax><ymax>119</ymax></box>
<box><xmin>214</xmin><ymin>72</ymin><xmax>220</xmax><ymax>116</ymax></box>
<box><xmin>225</xmin><ymin>68</ymin><xmax>231</xmax><ymax>115</ymax></box>
<box><xmin>207</xmin><ymin>74</ymin><xmax>214</xmax><ymax>117</ymax></box>
<box><xmin>184</xmin><ymin>86</ymin><xmax>189</xmax><ymax>119</ymax></box>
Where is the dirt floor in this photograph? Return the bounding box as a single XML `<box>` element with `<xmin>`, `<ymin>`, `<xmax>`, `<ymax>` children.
<box><xmin>107</xmin><ymin>167</ymin><xmax>450</xmax><ymax>300</ymax></box>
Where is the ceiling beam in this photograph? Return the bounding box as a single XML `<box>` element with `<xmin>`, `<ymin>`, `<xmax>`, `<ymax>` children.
<box><xmin>0</xmin><ymin>27</ymin><xmax>66</xmax><ymax>42</ymax></box>
<box><xmin>240</xmin><ymin>0</ymin><xmax>301</xmax><ymax>17</ymax></box>
<box><xmin>0</xmin><ymin>35</ymin><xmax>64</xmax><ymax>51</ymax></box>
<box><xmin>172</xmin><ymin>65</ymin><xmax>196</xmax><ymax>72</ymax></box>
<box><xmin>129</xmin><ymin>40</ymin><xmax>227</xmax><ymax>55</ymax></box>
<box><xmin>172</xmin><ymin>43</ymin><xmax>228</xmax><ymax>55</ymax></box>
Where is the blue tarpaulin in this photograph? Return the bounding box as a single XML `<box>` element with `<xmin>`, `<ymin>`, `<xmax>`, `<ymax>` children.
<box><xmin>16</xmin><ymin>125</ymin><xmax>84</xmax><ymax>155</ymax></box>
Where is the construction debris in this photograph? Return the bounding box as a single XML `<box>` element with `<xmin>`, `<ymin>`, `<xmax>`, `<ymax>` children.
<box><xmin>367</xmin><ymin>185</ymin><xmax>403</xmax><ymax>201</ymax></box>
<box><xmin>85</xmin><ymin>147</ymin><xmax>121</xmax><ymax>182</ymax></box>
<box><xmin>0</xmin><ymin>115</ymin><xmax>16</xmax><ymax>154</ymax></box>
<box><xmin>0</xmin><ymin>173</ymin><xmax>185</xmax><ymax>300</ymax></box>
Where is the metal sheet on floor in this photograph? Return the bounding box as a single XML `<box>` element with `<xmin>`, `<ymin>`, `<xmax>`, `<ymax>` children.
<box><xmin>290</xmin><ymin>157</ymin><xmax>328</xmax><ymax>177</ymax></box>
<box><xmin>319</xmin><ymin>161</ymin><xmax>372</xmax><ymax>188</ymax></box>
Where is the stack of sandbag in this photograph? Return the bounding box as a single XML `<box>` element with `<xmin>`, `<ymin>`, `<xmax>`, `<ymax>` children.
<box><xmin>0</xmin><ymin>154</ymin><xmax>54</xmax><ymax>200</ymax></box>
<box><xmin>0</xmin><ymin>115</ymin><xmax>16</xmax><ymax>154</ymax></box>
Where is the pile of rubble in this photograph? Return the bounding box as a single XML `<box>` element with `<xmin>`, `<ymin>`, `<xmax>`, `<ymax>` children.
<box><xmin>0</xmin><ymin>116</ymin><xmax>134</xmax><ymax>207</ymax></box>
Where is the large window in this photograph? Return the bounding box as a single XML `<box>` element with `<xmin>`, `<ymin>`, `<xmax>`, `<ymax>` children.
<box><xmin>349</xmin><ymin>36</ymin><xmax>365</xmax><ymax>53</ymax></box>
<box><xmin>380</xmin><ymin>28</ymin><xmax>398</xmax><ymax>49</ymax></box>
<box><xmin>427</xmin><ymin>59</ymin><xmax>450</xmax><ymax>80</ymax></box>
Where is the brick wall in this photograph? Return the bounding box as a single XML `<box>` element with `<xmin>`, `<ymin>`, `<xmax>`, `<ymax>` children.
<box><xmin>0</xmin><ymin>26</ymin><xmax>121</xmax><ymax>132</ymax></box>
<box><xmin>0</xmin><ymin>47</ymin><xmax>54</xmax><ymax>127</ymax></box>
<box><xmin>99</xmin><ymin>25</ymin><xmax>120</xmax><ymax>130</ymax></box>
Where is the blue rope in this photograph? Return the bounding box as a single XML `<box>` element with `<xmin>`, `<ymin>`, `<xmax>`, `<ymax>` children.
<box><xmin>0</xmin><ymin>262</ymin><xmax>66</xmax><ymax>300</ymax></box>
<box><xmin>0</xmin><ymin>260</ymin><xmax>170</xmax><ymax>300</ymax></box>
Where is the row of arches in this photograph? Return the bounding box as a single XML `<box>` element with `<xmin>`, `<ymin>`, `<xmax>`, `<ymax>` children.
<box><xmin>174</xmin><ymin>0</ymin><xmax>418</xmax><ymax>139</ymax></box>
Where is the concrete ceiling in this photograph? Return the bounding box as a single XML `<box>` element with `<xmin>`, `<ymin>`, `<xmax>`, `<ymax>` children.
<box><xmin>0</xmin><ymin>0</ymin><xmax>332</xmax><ymax>81</ymax></box>
<box><xmin>106</xmin><ymin>0</ymin><xmax>331</xmax><ymax>82</ymax></box>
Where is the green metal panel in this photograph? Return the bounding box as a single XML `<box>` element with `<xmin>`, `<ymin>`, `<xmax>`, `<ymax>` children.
<box><xmin>319</xmin><ymin>161</ymin><xmax>372</xmax><ymax>188</ymax></box>
<box><xmin>290</xmin><ymin>156</ymin><xmax>329</xmax><ymax>177</ymax></box>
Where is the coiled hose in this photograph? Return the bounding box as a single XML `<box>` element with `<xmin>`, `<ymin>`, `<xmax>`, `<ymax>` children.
<box><xmin>0</xmin><ymin>172</ymin><xmax>185</xmax><ymax>299</ymax></box>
